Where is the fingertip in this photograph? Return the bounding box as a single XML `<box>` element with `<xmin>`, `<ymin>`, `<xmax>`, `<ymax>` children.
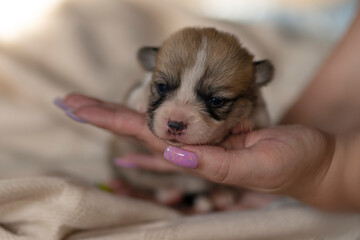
<box><xmin>114</xmin><ymin>158</ymin><xmax>138</xmax><ymax>169</ymax></box>
<box><xmin>64</xmin><ymin>93</ymin><xmax>102</xmax><ymax>109</ymax></box>
<box><xmin>53</xmin><ymin>98</ymin><xmax>72</xmax><ymax>111</ymax></box>
<box><xmin>64</xmin><ymin>92</ymin><xmax>83</xmax><ymax>99</ymax></box>
<box><xmin>163</xmin><ymin>146</ymin><xmax>199</xmax><ymax>169</ymax></box>
<box><xmin>63</xmin><ymin>92</ymin><xmax>82</xmax><ymax>106</ymax></box>
<box><xmin>65</xmin><ymin>109</ymin><xmax>88</xmax><ymax>123</ymax></box>
<box><xmin>162</xmin><ymin>145</ymin><xmax>226</xmax><ymax>171</ymax></box>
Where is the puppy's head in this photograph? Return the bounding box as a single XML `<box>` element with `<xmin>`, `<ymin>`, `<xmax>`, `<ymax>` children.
<box><xmin>138</xmin><ymin>28</ymin><xmax>273</xmax><ymax>146</ymax></box>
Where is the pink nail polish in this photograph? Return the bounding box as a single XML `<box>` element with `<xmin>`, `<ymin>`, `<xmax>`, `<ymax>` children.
<box><xmin>114</xmin><ymin>158</ymin><xmax>137</xmax><ymax>169</ymax></box>
<box><xmin>65</xmin><ymin>110</ymin><xmax>88</xmax><ymax>123</ymax></box>
<box><xmin>163</xmin><ymin>146</ymin><xmax>198</xmax><ymax>169</ymax></box>
<box><xmin>54</xmin><ymin>98</ymin><xmax>72</xmax><ymax>111</ymax></box>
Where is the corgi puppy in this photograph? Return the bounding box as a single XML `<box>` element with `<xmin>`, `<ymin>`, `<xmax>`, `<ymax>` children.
<box><xmin>127</xmin><ymin>27</ymin><xmax>274</xmax><ymax>146</ymax></box>
<box><xmin>121</xmin><ymin>27</ymin><xmax>274</xmax><ymax>211</ymax></box>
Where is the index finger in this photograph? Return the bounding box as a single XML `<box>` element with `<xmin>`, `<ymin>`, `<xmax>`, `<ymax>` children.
<box><xmin>64</xmin><ymin>94</ymin><xmax>168</xmax><ymax>152</ymax></box>
<box><xmin>77</xmin><ymin>105</ymin><xmax>168</xmax><ymax>152</ymax></box>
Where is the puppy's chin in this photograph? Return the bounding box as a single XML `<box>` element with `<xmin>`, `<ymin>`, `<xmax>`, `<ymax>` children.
<box><xmin>153</xmin><ymin>129</ymin><xmax>228</xmax><ymax>147</ymax></box>
<box><xmin>164</xmin><ymin>139</ymin><xmax>186</xmax><ymax>147</ymax></box>
<box><xmin>162</xmin><ymin>137</ymin><xmax>222</xmax><ymax>147</ymax></box>
<box><xmin>154</xmin><ymin>119</ymin><xmax>255</xmax><ymax>147</ymax></box>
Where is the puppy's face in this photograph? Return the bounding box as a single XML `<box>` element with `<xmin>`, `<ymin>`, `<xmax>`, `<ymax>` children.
<box><xmin>138</xmin><ymin>28</ymin><xmax>273</xmax><ymax>146</ymax></box>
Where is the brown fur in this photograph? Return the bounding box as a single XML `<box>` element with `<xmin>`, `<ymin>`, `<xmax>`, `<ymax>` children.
<box><xmin>156</xmin><ymin>28</ymin><xmax>255</xmax><ymax>97</ymax></box>
<box><xmin>121</xmin><ymin>27</ymin><xmax>274</xmax><ymax>207</ymax></box>
<box><xmin>144</xmin><ymin>28</ymin><xmax>265</xmax><ymax>145</ymax></box>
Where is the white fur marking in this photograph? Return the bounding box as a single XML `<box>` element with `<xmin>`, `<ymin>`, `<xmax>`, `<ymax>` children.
<box><xmin>177</xmin><ymin>36</ymin><xmax>207</xmax><ymax>104</ymax></box>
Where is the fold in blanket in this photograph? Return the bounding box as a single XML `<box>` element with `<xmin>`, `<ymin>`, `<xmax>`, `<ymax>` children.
<box><xmin>0</xmin><ymin>177</ymin><xmax>179</xmax><ymax>240</ymax></box>
<box><xmin>0</xmin><ymin>176</ymin><xmax>359</xmax><ymax>240</ymax></box>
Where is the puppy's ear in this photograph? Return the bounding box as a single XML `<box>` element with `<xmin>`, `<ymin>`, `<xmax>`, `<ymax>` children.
<box><xmin>137</xmin><ymin>47</ymin><xmax>159</xmax><ymax>71</ymax></box>
<box><xmin>254</xmin><ymin>60</ymin><xmax>274</xmax><ymax>87</ymax></box>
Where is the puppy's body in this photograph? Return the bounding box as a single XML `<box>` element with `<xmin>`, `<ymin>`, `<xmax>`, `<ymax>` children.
<box><xmin>119</xmin><ymin>28</ymin><xmax>274</xmax><ymax>209</ymax></box>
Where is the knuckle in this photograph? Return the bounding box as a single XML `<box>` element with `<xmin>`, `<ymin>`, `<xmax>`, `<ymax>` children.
<box><xmin>210</xmin><ymin>156</ymin><xmax>232</xmax><ymax>184</ymax></box>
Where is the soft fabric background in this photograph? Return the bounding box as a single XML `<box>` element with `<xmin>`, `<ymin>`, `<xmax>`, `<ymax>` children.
<box><xmin>0</xmin><ymin>177</ymin><xmax>359</xmax><ymax>240</ymax></box>
<box><xmin>0</xmin><ymin>0</ymin><xmax>359</xmax><ymax>239</ymax></box>
<box><xmin>1</xmin><ymin>0</ymin><xmax>356</xmax><ymax>181</ymax></box>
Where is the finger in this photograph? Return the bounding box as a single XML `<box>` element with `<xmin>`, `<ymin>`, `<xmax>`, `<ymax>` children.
<box><xmin>163</xmin><ymin>144</ymin><xmax>272</xmax><ymax>190</ymax></box>
<box><xmin>75</xmin><ymin>105</ymin><xmax>167</xmax><ymax>151</ymax></box>
<box><xmin>114</xmin><ymin>153</ymin><xmax>180</xmax><ymax>172</ymax></box>
<box><xmin>64</xmin><ymin>93</ymin><xmax>103</xmax><ymax>109</ymax></box>
<box><xmin>183</xmin><ymin>145</ymin><xmax>253</xmax><ymax>184</ymax></box>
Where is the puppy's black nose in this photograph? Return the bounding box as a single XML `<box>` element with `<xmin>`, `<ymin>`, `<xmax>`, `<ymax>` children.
<box><xmin>167</xmin><ymin>121</ymin><xmax>186</xmax><ymax>132</ymax></box>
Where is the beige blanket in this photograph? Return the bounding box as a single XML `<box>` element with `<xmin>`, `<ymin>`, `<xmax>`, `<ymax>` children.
<box><xmin>0</xmin><ymin>176</ymin><xmax>359</xmax><ymax>240</ymax></box>
<box><xmin>0</xmin><ymin>0</ymin><xmax>359</xmax><ymax>239</ymax></box>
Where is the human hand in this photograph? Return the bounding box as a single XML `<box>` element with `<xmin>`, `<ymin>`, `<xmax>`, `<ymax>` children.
<box><xmin>57</xmin><ymin>93</ymin><xmax>177</xmax><ymax>172</ymax></box>
<box><xmin>57</xmin><ymin>93</ymin><xmax>335</xmax><ymax>208</ymax></box>
<box><xmin>181</xmin><ymin>126</ymin><xmax>334</xmax><ymax>198</ymax></box>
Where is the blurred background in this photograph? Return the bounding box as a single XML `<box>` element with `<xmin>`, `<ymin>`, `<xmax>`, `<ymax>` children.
<box><xmin>0</xmin><ymin>0</ymin><xmax>358</xmax><ymax>182</ymax></box>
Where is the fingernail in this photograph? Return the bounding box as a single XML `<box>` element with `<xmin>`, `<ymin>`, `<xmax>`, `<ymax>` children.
<box><xmin>114</xmin><ymin>158</ymin><xmax>137</xmax><ymax>169</ymax></box>
<box><xmin>163</xmin><ymin>146</ymin><xmax>198</xmax><ymax>169</ymax></box>
<box><xmin>65</xmin><ymin>110</ymin><xmax>88</xmax><ymax>123</ymax></box>
<box><xmin>53</xmin><ymin>98</ymin><xmax>72</xmax><ymax>111</ymax></box>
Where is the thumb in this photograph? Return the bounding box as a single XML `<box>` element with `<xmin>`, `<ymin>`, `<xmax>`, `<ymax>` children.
<box><xmin>163</xmin><ymin>145</ymin><xmax>256</xmax><ymax>186</ymax></box>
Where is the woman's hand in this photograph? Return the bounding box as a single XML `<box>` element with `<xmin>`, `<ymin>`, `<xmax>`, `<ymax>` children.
<box><xmin>59</xmin><ymin>93</ymin><xmax>339</xmax><ymax>209</ymax></box>
<box><xmin>60</xmin><ymin>93</ymin><xmax>179</xmax><ymax>172</ymax></box>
